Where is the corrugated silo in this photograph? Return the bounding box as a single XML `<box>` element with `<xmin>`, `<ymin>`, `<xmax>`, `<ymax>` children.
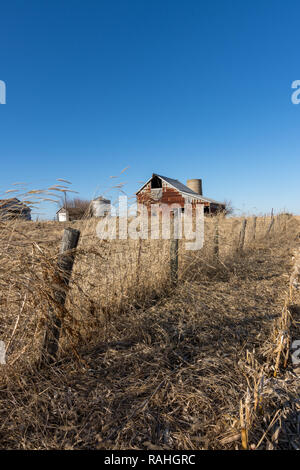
<box><xmin>186</xmin><ymin>179</ymin><xmax>203</xmax><ymax>195</ymax></box>
<box><xmin>92</xmin><ymin>197</ymin><xmax>111</xmax><ymax>217</ymax></box>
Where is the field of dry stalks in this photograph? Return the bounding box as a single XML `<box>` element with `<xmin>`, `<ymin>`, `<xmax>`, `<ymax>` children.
<box><xmin>0</xmin><ymin>213</ymin><xmax>299</xmax><ymax>450</ymax></box>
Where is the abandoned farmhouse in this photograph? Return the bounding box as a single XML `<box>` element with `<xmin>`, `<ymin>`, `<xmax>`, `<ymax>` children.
<box><xmin>136</xmin><ymin>174</ymin><xmax>225</xmax><ymax>215</ymax></box>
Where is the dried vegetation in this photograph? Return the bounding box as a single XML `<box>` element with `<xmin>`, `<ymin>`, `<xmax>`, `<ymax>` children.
<box><xmin>0</xmin><ymin>209</ymin><xmax>299</xmax><ymax>450</ymax></box>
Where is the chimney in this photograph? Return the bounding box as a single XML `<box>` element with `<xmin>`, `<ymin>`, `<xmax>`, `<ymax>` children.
<box><xmin>187</xmin><ymin>179</ymin><xmax>203</xmax><ymax>196</ymax></box>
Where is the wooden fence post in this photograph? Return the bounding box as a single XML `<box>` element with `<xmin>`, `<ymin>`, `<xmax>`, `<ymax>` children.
<box><xmin>170</xmin><ymin>212</ymin><xmax>179</xmax><ymax>285</ymax></box>
<box><xmin>213</xmin><ymin>218</ymin><xmax>219</xmax><ymax>257</ymax></box>
<box><xmin>170</xmin><ymin>238</ymin><xmax>179</xmax><ymax>285</ymax></box>
<box><xmin>136</xmin><ymin>237</ymin><xmax>142</xmax><ymax>286</ymax></box>
<box><xmin>40</xmin><ymin>227</ymin><xmax>80</xmax><ymax>366</ymax></box>
<box><xmin>252</xmin><ymin>216</ymin><xmax>257</xmax><ymax>241</ymax></box>
<box><xmin>266</xmin><ymin>215</ymin><xmax>275</xmax><ymax>236</ymax></box>
<box><xmin>238</xmin><ymin>218</ymin><xmax>247</xmax><ymax>251</ymax></box>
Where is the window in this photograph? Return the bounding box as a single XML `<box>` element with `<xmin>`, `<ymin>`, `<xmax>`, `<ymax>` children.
<box><xmin>151</xmin><ymin>176</ymin><xmax>162</xmax><ymax>189</ymax></box>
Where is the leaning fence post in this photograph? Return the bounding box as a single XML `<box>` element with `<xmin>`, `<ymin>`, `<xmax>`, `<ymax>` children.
<box><xmin>238</xmin><ymin>218</ymin><xmax>247</xmax><ymax>251</ymax></box>
<box><xmin>170</xmin><ymin>238</ymin><xmax>179</xmax><ymax>285</ymax></box>
<box><xmin>40</xmin><ymin>227</ymin><xmax>80</xmax><ymax>366</ymax></box>
<box><xmin>252</xmin><ymin>216</ymin><xmax>257</xmax><ymax>241</ymax></box>
<box><xmin>266</xmin><ymin>214</ymin><xmax>275</xmax><ymax>236</ymax></box>
<box><xmin>213</xmin><ymin>218</ymin><xmax>219</xmax><ymax>257</ymax></box>
<box><xmin>170</xmin><ymin>212</ymin><xmax>179</xmax><ymax>285</ymax></box>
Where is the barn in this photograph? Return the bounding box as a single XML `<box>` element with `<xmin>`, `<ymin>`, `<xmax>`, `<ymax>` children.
<box><xmin>0</xmin><ymin>198</ymin><xmax>31</xmax><ymax>221</ymax></box>
<box><xmin>136</xmin><ymin>174</ymin><xmax>225</xmax><ymax>215</ymax></box>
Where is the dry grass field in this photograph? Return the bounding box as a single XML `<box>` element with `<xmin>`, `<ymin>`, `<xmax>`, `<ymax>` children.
<box><xmin>0</xmin><ymin>212</ymin><xmax>299</xmax><ymax>449</ymax></box>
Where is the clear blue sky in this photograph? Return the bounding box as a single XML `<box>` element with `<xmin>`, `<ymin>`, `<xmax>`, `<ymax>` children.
<box><xmin>0</xmin><ymin>0</ymin><xmax>299</xmax><ymax>218</ymax></box>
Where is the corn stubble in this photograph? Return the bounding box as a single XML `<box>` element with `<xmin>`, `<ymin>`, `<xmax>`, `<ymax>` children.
<box><xmin>0</xmin><ymin>207</ymin><xmax>299</xmax><ymax>450</ymax></box>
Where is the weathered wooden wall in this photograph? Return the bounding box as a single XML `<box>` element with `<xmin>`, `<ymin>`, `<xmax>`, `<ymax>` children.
<box><xmin>136</xmin><ymin>180</ymin><xmax>208</xmax><ymax>213</ymax></box>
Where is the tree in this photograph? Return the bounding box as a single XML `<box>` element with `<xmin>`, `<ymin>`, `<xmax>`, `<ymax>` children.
<box><xmin>222</xmin><ymin>199</ymin><xmax>234</xmax><ymax>216</ymax></box>
<box><xmin>57</xmin><ymin>195</ymin><xmax>91</xmax><ymax>214</ymax></box>
<box><xmin>65</xmin><ymin>197</ymin><xmax>91</xmax><ymax>211</ymax></box>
